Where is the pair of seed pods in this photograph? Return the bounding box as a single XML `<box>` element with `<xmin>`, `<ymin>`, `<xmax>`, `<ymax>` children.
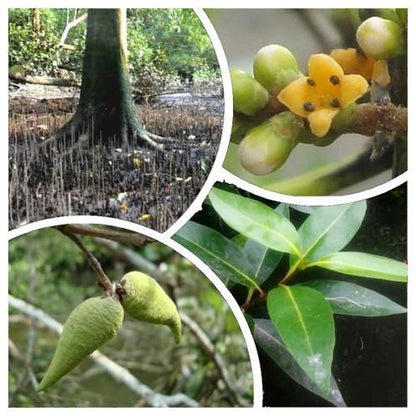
<box><xmin>37</xmin><ymin>271</ymin><xmax>181</xmax><ymax>391</ymax></box>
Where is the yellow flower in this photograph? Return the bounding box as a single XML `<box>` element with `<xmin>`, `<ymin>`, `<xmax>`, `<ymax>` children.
<box><xmin>330</xmin><ymin>48</ymin><xmax>390</xmax><ymax>87</ymax></box>
<box><xmin>278</xmin><ymin>54</ymin><xmax>368</xmax><ymax>137</ymax></box>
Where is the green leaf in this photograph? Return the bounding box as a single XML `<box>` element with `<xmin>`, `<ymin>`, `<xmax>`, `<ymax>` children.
<box><xmin>209</xmin><ymin>187</ymin><xmax>301</xmax><ymax>257</ymax></box>
<box><xmin>298</xmin><ymin>201</ymin><xmax>367</xmax><ymax>263</ymax></box>
<box><xmin>243</xmin><ymin>240</ymin><xmax>283</xmax><ymax>285</ymax></box>
<box><xmin>173</xmin><ymin>221</ymin><xmax>260</xmax><ymax>289</ymax></box>
<box><xmin>253</xmin><ymin>319</ymin><xmax>345</xmax><ymax>407</ymax></box>
<box><xmin>309</xmin><ymin>252</ymin><xmax>407</xmax><ymax>282</ymax></box>
<box><xmin>267</xmin><ymin>285</ymin><xmax>335</xmax><ymax>394</ymax></box>
<box><xmin>242</xmin><ymin>204</ymin><xmax>288</xmax><ymax>285</ymax></box>
<box><xmin>299</xmin><ymin>280</ymin><xmax>407</xmax><ymax>316</ymax></box>
<box><xmin>289</xmin><ymin>205</ymin><xmax>318</xmax><ymax>215</ymax></box>
<box><xmin>203</xmin><ymin>182</ymin><xmax>239</xmax><ymax>207</ymax></box>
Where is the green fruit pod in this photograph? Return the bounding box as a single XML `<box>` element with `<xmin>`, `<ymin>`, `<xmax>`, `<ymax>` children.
<box><xmin>253</xmin><ymin>44</ymin><xmax>302</xmax><ymax>94</ymax></box>
<box><xmin>231</xmin><ymin>69</ymin><xmax>269</xmax><ymax>116</ymax></box>
<box><xmin>239</xmin><ymin>112</ymin><xmax>300</xmax><ymax>175</ymax></box>
<box><xmin>120</xmin><ymin>271</ymin><xmax>182</xmax><ymax>344</ymax></box>
<box><xmin>37</xmin><ymin>295</ymin><xmax>124</xmax><ymax>391</ymax></box>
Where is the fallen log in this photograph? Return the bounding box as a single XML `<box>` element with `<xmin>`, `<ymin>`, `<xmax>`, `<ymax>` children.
<box><xmin>9</xmin><ymin>72</ymin><xmax>81</xmax><ymax>87</ymax></box>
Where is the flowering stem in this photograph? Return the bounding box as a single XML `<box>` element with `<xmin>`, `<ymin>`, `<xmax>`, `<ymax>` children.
<box><xmin>345</xmin><ymin>103</ymin><xmax>407</xmax><ymax>138</ymax></box>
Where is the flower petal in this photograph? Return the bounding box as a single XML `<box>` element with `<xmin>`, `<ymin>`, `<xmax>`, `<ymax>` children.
<box><xmin>330</xmin><ymin>48</ymin><xmax>375</xmax><ymax>80</ymax></box>
<box><xmin>277</xmin><ymin>77</ymin><xmax>312</xmax><ymax>117</ymax></box>
<box><xmin>308</xmin><ymin>54</ymin><xmax>344</xmax><ymax>88</ymax></box>
<box><xmin>307</xmin><ymin>109</ymin><xmax>339</xmax><ymax>137</ymax></box>
<box><xmin>339</xmin><ymin>74</ymin><xmax>369</xmax><ymax>107</ymax></box>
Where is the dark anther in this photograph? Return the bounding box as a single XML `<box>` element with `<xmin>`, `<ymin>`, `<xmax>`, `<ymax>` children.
<box><xmin>330</xmin><ymin>75</ymin><xmax>340</xmax><ymax>85</ymax></box>
<box><xmin>303</xmin><ymin>102</ymin><xmax>315</xmax><ymax>112</ymax></box>
<box><xmin>330</xmin><ymin>98</ymin><xmax>341</xmax><ymax>108</ymax></box>
<box><xmin>307</xmin><ymin>78</ymin><xmax>316</xmax><ymax>86</ymax></box>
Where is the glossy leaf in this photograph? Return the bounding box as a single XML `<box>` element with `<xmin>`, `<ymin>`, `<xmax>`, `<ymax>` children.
<box><xmin>289</xmin><ymin>205</ymin><xmax>318</xmax><ymax>215</ymax></box>
<box><xmin>203</xmin><ymin>182</ymin><xmax>239</xmax><ymax>207</ymax></box>
<box><xmin>267</xmin><ymin>285</ymin><xmax>335</xmax><ymax>394</ymax></box>
<box><xmin>209</xmin><ymin>187</ymin><xmax>301</xmax><ymax>256</ymax></box>
<box><xmin>310</xmin><ymin>252</ymin><xmax>407</xmax><ymax>282</ymax></box>
<box><xmin>243</xmin><ymin>240</ymin><xmax>283</xmax><ymax>285</ymax></box>
<box><xmin>299</xmin><ymin>280</ymin><xmax>407</xmax><ymax>316</ymax></box>
<box><xmin>298</xmin><ymin>201</ymin><xmax>366</xmax><ymax>263</ymax></box>
<box><xmin>173</xmin><ymin>221</ymin><xmax>260</xmax><ymax>289</ymax></box>
<box><xmin>253</xmin><ymin>319</ymin><xmax>346</xmax><ymax>407</ymax></box>
<box><xmin>243</xmin><ymin>204</ymin><xmax>288</xmax><ymax>285</ymax></box>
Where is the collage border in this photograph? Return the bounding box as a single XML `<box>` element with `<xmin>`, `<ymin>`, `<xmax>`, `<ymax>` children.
<box><xmin>3</xmin><ymin>1</ymin><xmax>413</xmax><ymax>413</ymax></box>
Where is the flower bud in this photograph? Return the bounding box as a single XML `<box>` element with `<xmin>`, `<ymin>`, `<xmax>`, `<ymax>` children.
<box><xmin>239</xmin><ymin>112</ymin><xmax>301</xmax><ymax>175</ymax></box>
<box><xmin>253</xmin><ymin>44</ymin><xmax>302</xmax><ymax>94</ymax></box>
<box><xmin>231</xmin><ymin>115</ymin><xmax>257</xmax><ymax>144</ymax></box>
<box><xmin>356</xmin><ymin>17</ymin><xmax>405</xmax><ymax>59</ymax></box>
<box><xmin>120</xmin><ymin>272</ymin><xmax>181</xmax><ymax>344</ymax></box>
<box><xmin>37</xmin><ymin>295</ymin><xmax>124</xmax><ymax>391</ymax></box>
<box><xmin>231</xmin><ymin>69</ymin><xmax>269</xmax><ymax>116</ymax></box>
<box><xmin>330</xmin><ymin>104</ymin><xmax>357</xmax><ymax>131</ymax></box>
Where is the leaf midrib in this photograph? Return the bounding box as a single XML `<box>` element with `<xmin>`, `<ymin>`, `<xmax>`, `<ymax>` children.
<box><xmin>308</xmin><ymin>258</ymin><xmax>402</xmax><ymax>279</ymax></box>
<box><xmin>215</xmin><ymin>197</ymin><xmax>300</xmax><ymax>257</ymax></box>
<box><xmin>301</xmin><ymin>205</ymin><xmax>351</xmax><ymax>260</ymax></box>
<box><xmin>282</xmin><ymin>285</ymin><xmax>313</xmax><ymax>355</ymax></box>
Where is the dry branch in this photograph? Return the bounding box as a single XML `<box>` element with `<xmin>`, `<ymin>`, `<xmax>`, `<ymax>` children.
<box><xmin>8</xmin><ymin>295</ymin><xmax>199</xmax><ymax>407</ymax></box>
<box><xmin>58</xmin><ymin>13</ymin><xmax>87</xmax><ymax>49</ymax></box>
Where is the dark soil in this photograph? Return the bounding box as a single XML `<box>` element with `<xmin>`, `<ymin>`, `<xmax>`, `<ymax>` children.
<box><xmin>9</xmin><ymin>83</ymin><xmax>223</xmax><ymax>231</ymax></box>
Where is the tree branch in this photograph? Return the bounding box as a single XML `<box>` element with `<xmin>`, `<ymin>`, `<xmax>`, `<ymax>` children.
<box><xmin>8</xmin><ymin>73</ymin><xmax>81</xmax><ymax>87</ymax></box>
<box><xmin>346</xmin><ymin>103</ymin><xmax>407</xmax><ymax>138</ymax></box>
<box><xmin>58</xmin><ymin>13</ymin><xmax>87</xmax><ymax>49</ymax></box>
<box><xmin>56</xmin><ymin>224</ymin><xmax>153</xmax><ymax>247</ymax></box>
<box><xmin>8</xmin><ymin>295</ymin><xmax>199</xmax><ymax>407</ymax></box>
<box><xmin>180</xmin><ymin>312</ymin><xmax>248</xmax><ymax>407</ymax></box>
<box><xmin>55</xmin><ymin>226</ymin><xmax>113</xmax><ymax>293</ymax></box>
<box><xmin>93</xmin><ymin>237</ymin><xmax>170</xmax><ymax>284</ymax></box>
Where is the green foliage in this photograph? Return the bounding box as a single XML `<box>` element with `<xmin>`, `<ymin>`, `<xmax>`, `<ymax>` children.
<box><xmin>173</xmin><ymin>184</ymin><xmax>407</xmax><ymax>406</ymax></box>
<box><xmin>8</xmin><ymin>8</ymin><xmax>220</xmax><ymax>87</ymax></box>
<box><xmin>9</xmin><ymin>228</ymin><xmax>88</xmax><ymax>313</ymax></box>
<box><xmin>9</xmin><ymin>9</ymin><xmax>62</xmax><ymax>76</ymax></box>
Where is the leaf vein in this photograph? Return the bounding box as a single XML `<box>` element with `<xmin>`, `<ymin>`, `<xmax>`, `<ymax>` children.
<box><xmin>282</xmin><ymin>285</ymin><xmax>314</xmax><ymax>354</ymax></box>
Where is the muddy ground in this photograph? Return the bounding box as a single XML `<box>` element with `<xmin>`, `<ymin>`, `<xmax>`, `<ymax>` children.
<box><xmin>9</xmin><ymin>82</ymin><xmax>224</xmax><ymax>232</ymax></box>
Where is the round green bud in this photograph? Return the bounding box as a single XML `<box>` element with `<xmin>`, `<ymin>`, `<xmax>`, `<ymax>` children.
<box><xmin>37</xmin><ymin>295</ymin><xmax>124</xmax><ymax>391</ymax></box>
<box><xmin>330</xmin><ymin>104</ymin><xmax>357</xmax><ymax>131</ymax></box>
<box><xmin>253</xmin><ymin>44</ymin><xmax>302</xmax><ymax>94</ymax></box>
<box><xmin>239</xmin><ymin>112</ymin><xmax>301</xmax><ymax>175</ymax></box>
<box><xmin>120</xmin><ymin>271</ymin><xmax>181</xmax><ymax>344</ymax></box>
<box><xmin>356</xmin><ymin>16</ymin><xmax>405</xmax><ymax>59</ymax></box>
<box><xmin>231</xmin><ymin>115</ymin><xmax>257</xmax><ymax>144</ymax></box>
<box><xmin>231</xmin><ymin>69</ymin><xmax>269</xmax><ymax>116</ymax></box>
